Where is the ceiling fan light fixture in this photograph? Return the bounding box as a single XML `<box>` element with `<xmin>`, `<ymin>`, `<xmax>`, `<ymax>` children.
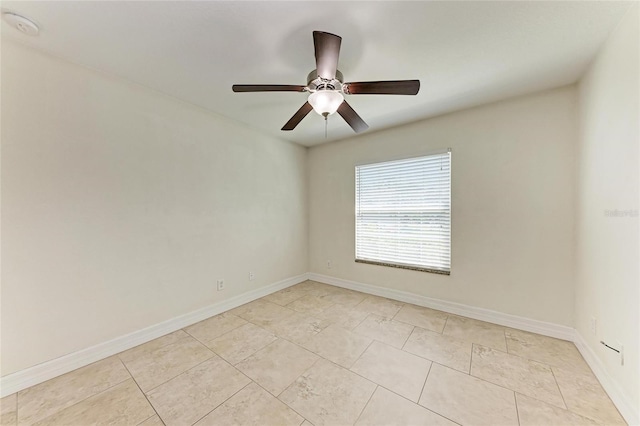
<box><xmin>308</xmin><ymin>90</ymin><xmax>344</xmax><ymax>116</ymax></box>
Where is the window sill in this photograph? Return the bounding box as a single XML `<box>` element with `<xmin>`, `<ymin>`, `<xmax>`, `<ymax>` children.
<box><xmin>355</xmin><ymin>259</ymin><xmax>450</xmax><ymax>275</ymax></box>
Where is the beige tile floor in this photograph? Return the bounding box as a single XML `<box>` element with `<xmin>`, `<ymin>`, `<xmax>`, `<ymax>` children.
<box><xmin>0</xmin><ymin>281</ymin><xmax>627</xmax><ymax>426</ymax></box>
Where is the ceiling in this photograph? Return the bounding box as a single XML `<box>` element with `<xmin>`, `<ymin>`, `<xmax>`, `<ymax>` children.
<box><xmin>1</xmin><ymin>1</ymin><xmax>631</xmax><ymax>146</ymax></box>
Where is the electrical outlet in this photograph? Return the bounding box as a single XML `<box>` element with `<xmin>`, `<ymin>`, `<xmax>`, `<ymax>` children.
<box><xmin>590</xmin><ymin>317</ymin><xmax>597</xmax><ymax>336</ymax></box>
<box><xmin>217</xmin><ymin>279</ymin><xmax>225</xmax><ymax>291</ymax></box>
<box><xmin>249</xmin><ymin>272</ymin><xmax>255</xmax><ymax>281</ymax></box>
<box><xmin>327</xmin><ymin>260</ymin><xmax>332</xmax><ymax>269</ymax></box>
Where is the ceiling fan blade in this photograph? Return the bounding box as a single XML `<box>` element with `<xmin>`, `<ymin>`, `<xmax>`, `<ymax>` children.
<box><xmin>344</xmin><ymin>80</ymin><xmax>420</xmax><ymax>95</ymax></box>
<box><xmin>337</xmin><ymin>101</ymin><xmax>369</xmax><ymax>133</ymax></box>
<box><xmin>232</xmin><ymin>84</ymin><xmax>307</xmax><ymax>93</ymax></box>
<box><xmin>313</xmin><ymin>31</ymin><xmax>342</xmax><ymax>80</ymax></box>
<box><xmin>282</xmin><ymin>102</ymin><xmax>313</xmax><ymax>131</ymax></box>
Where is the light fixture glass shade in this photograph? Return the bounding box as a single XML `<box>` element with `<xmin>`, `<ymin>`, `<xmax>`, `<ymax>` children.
<box><xmin>308</xmin><ymin>91</ymin><xmax>344</xmax><ymax>116</ymax></box>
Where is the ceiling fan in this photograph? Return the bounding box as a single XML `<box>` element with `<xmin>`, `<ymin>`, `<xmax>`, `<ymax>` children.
<box><xmin>232</xmin><ymin>31</ymin><xmax>420</xmax><ymax>134</ymax></box>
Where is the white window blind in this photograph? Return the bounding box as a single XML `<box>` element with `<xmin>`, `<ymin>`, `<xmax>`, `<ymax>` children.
<box><xmin>355</xmin><ymin>151</ymin><xmax>451</xmax><ymax>274</ymax></box>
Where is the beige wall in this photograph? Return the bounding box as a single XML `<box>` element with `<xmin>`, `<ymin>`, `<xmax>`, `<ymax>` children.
<box><xmin>309</xmin><ymin>86</ymin><xmax>577</xmax><ymax>326</ymax></box>
<box><xmin>575</xmin><ymin>4</ymin><xmax>639</xmax><ymax>413</ymax></box>
<box><xmin>0</xmin><ymin>41</ymin><xmax>308</xmax><ymax>375</ymax></box>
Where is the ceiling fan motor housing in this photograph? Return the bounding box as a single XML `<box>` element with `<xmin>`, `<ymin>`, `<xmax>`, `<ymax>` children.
<box><xmin>307</xmin><ymin>69</ymin><xmax>344</xmax><ymax>92</ymax></box>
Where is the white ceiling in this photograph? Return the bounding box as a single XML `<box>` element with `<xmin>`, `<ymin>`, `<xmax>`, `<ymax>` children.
<box><xmin>1</xmin><ymin>1</ymin><xmax>631</xmax><ymax>146</ymax></box>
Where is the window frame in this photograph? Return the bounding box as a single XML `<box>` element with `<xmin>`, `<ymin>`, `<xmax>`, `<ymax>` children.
<box><xmin>354</xmin><ymin>149</ymin><xmax>452</xmax><ymax>275</ymax></box>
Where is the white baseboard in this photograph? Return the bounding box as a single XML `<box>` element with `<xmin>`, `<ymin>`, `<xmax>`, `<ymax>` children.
<box><xmin>308</xmin><ymin>273</ymin><xmax>575</xmax><ymax>341</ymax></box>
<box><xmin>574</xmin><ymin>331</ymin><xmax>639</xmax><ymax>425</ymax></box>
<box><xmin>0</xmin><ymin>273</ymin><xmax>308</xmax><ymax>397</ymax></box>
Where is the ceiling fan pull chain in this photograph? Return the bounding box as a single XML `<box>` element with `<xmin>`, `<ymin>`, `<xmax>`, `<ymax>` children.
<box><xmin>325</xmin><ymin>115</ymin><xmax>328</xmax><ymax>139</ymax></box>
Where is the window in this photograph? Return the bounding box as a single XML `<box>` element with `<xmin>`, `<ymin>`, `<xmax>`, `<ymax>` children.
<box><xmin>355</xmin><ymin>150</ymin><xmax>451</xmax><ymax>275</ymax></box>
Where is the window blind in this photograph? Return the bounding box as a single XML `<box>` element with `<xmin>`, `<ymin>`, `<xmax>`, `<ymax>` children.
<box><xmin>355</xmin><ymin>151</ymin><xmax>451</xmax><ymax>274</ymax></box>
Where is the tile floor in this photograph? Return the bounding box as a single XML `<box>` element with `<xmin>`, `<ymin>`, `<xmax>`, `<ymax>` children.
<box><xmin>0</xmin><ymin>281</ymin><xmax>627</xmax><ymax>426</ymax></box>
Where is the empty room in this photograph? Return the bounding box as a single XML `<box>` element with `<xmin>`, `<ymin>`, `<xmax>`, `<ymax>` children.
<box><xmin>1</xmin><ymin>1</ymin><xmax>638</xmax><ymax>425</ymax></box>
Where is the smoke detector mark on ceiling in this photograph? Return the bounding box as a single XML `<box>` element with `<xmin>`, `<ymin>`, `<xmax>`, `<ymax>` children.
<box><xmin>3</xmin><ymin>12</ymin><xmax>39</xmax><ymax>36</ymax></box>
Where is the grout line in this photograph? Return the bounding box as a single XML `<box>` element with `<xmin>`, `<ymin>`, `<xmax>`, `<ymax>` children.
<box><xmin>401</xmin><ymin>327</ymin><xmax>417</xmax><ymax>351</ymax></box>
<box><xmin>26</xmin><ymin>374</ymin><xmax>133</xmax><ymax>425</ymax></box>
<box><xmin>181</xmin><ymin>316</ymin><xmax>247</xmax><ymax>342</ymax></box>
<box><xmin>304</xmin><ymin>323</ymin><xmax>376</xmax><ymax>362</ymax></box>
<box><xmin>136</xmin><ymin>413</ymin><xmax>160</xmax><ymax>426</ymax></box>
<box><xmin>352</xmin><ymin>385</ymin><xmax>378</xmax><ymax>425</ymax></box>
<box><xmin>513</xmin><ymin>390</ymin><xmax>603</xmax><ymax>424</ymax></box>
<box><xmin>25</xmin><ymin>359</ymin><xmax>132</xmax><ymax>423</ymax></box>
<box><xmin>323</xmin><ymin>357</ymin><xmax>421</xmax><ymax>404</ymax></box>
<box><xmin>141</xmin><ymin>351</ymin><xmax>215</xmax><ymax>394</ymax></box>
<box><xmin>179</xmin><ymin>328</ymin><xmax>219</xmax><ymax>351</ymax></box>
<box><xmin>198</xmin><ymin>321</ymin><xmax>279</xmax><ymax>366</ymax></box>
<box><xmin>419</xmin><ymin>398</ymin><xmax>465</xmax><ymax>425</ymax></box>
<box><xmin>417</xmin><ymin>360</ymin><xmax>432</xmax><ymax>404</ymax></box>
<box><xmin>264</xmin><ymin>286</ymin><xmax>309</xmax><ymax>307</ymax></box>
<box><xmin>323</xmin><ymin>357</ymin><xmax>374</xmax><ymax>386</ymax></box>
<box><xmin>218</xmin><ymin>355</ymin><xmax>254</xmax><ymax>383</ymax></box>
<box><xmin>191</xmin><ymin>351</ymin><xmax>257</xmax><ymax>423</ymax></box>
<box><xmin>12</xmin><ymin>354</ymin><xmax>132</xmax><ymax>404</ymax></box>
<box><xmin>347</xmin><ymin>339</ymin><xmax>375</xmax><ymax>370</ymax></box>
<box><xmin>189</xmin><ymin>380</ymin><xmax>252</xmax><ymax>426</ymax></box>
<box><xmin>472</xmin><ymin>340</ymin><xmax>574</xmax><ymax>373</ymax></box>
<box><xmin>119</xmin><ymin>330</ymin><xmax>189</xmax><ymax>361</ymax></box>
<box><xmin>251</xmin><ymin>378</ymin><xmax>309</xmax><ymax>420</ymax></box>
<box><xmin>391</xmin><ymin>304</ymin><xmax>402</xmax><ymax>321</ymax></box>
<box><xmin>550</xmin><ymin>367</ymin><xmax>569</xmax><ymax>410</ymax></box>
<box><xmin>357</xmin><ymin>368</ymin><xmax>463</xmax><ymax>426</ymax></box>
<box><xmin>400</xmin><ymin>344</ymin><xmax>441</xmax><ymax>366</ymax></box>
<box><xmin>391</xmin><ymin>316</ymin><xmax>422</xmax><ymax>328</ymax></box>
<box><xmin>513</xmin><ymin>391</ymin><xmax>521</xmax><ymax>426</ymax></box>
<box><xmin>423</xmin><ymin>407</ymin><xmax>463</xmax><ymax>426</ymax></box>
<box><xmin>351</xmin><ymin>296</ymin><xmax>368</xmax><ymax>311</ymax></box>
<box><xmin>441</xmin><ymin>314</ymin><xmax>450</xmax><ymax>335</ymax></box>
<box><xmin>271</xmin><ymin>293</ymin><xmax>307</xmax><ymax>307</ymax></box>
<box><xmin>353</xmin><ymin>312</ymin><xmax>375</xmax><ymax>329</ymax></box>
<box><xmin>434</xmin><ymin>360</ymin><xmax>519</xmax><ymax>395</ymax></box>
<box><xmin>348</xmin><ymin>312</ymin><xmax>369</xmax><ymax>330</ymax></box>
<box><xmin>118</xmin><ymin>358</ymin><xmax>163</xmax><ymax>422</ymax></box>
<box><xmin>334</xmin><ymin>354</ymin><xmax>429</xmax><ymax>408</ymax></box>
<box><xmin>274</xmin><ymin>358</ymin><xmax>325</xmax><ymax>422</ymax></box>
<box><xmin>468</xmin><ymin>343</ymin><xmax>566</xmax><ymax>392</ymax></box>
<box><xmin>391</xmin><ymin>305</ymin><xmax>404</xmax><ymax>319</ymax></box>
<box><xmin>464</xmin><ymin>360</ymin><xmax>568</xmax><ymax>413</ymax></box>
<box><xmin>400</xmin><ymin>325</ymin><xmax>415</xmax><ymax>348</ymax></box>
<box><xmin>230</xmin><ymin>335</ymin><xmax>281</xmax><ymax>366</ymax></box>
